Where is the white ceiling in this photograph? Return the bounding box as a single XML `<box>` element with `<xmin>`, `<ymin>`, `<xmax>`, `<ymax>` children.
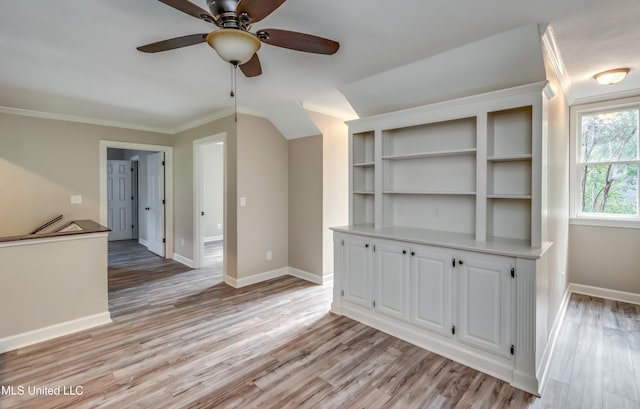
<box><xmin>0</xmin><ymin>0</ymin><xmax>638</xmax><ymax>136</ymax></box>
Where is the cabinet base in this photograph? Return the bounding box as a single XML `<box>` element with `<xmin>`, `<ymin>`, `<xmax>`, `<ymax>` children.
<box><xmin>334</xmin><ymin>303</ymin><xmax>540</xmax><ymax>396</ymax></box>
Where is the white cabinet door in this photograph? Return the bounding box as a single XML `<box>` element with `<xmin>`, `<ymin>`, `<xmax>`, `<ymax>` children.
<box><xmin>409</xmin><ymin>244</ymin><xmax>453</xmax><ymax>337</ymax></box>
<box><xmin>456</xmin><ymin>251</ymin><xmax>514</xmax><ymax>358</ymax></box>
<box><xmin>374</xmin><ymin>241</ymin><xmax>409</xmax><ymax>320</ymax></box>
<box><xmin>343</xmin><ymin>236</ymin><xmax>373</xmax><ymax>309</ymax></box>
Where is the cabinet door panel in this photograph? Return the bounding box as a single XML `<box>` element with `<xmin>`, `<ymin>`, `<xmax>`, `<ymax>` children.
<box><xmin>343</xmin><ymin>237</ymin><xmax>372</xmax><ymax>308</ymax></box>
<box><xmin>457</xmin><ymin>252</ymin><xmax>513</xmax><ymax>357</ymax></box>
<box><xmin>410</xmin><ymin>246</ymin><xmax>453</xmax><ymax>337</ymax></box>
<box><xmin>375</xmin><ymin>242</ymin><xmax>408</xmax><ymax>320</ymax></box>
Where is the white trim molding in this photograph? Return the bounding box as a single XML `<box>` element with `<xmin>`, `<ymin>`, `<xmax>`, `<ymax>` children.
<box><xmin>540</xmin><ymin>25</ymin><xmax>571</xmax><ymax>99</ymax></box>
<box><xmin>99</xmin><ymin>140</ymin><xmax>175</xmax><ymax>260</ymax></box>
<box><xmin>0</xmin><ymin>312</ymin><xmax>112</xmax><ymax>354</ymax></box>
<box><xmin>173</xmin><ymin>253</ymin><xmax>195</xmax><ymax>268</ymax></box>
<box><xmin>224</xmin><ymin>267</ymin><xmax>326</xmax><ymax>289</ymax></box>
<box><xmin>569</xmin><ymin>283</ymin><xmax>640</xmax><ymax>305</ymax></box>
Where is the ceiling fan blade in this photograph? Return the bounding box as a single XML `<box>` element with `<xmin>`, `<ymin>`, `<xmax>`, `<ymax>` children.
<box><xmin>239</xmin><ymin>53</ymin><xmax>262</xmax><ymax>77</ymax></box>
<box><xmin>257</xmin><ymin>29</ymin><xmax>339</xmax><ymax>55</ymax></box>
<box><xmin>237</xmin><ymin>0</ymin><xmax>286</xmax><ymax>23</ymax></box>
<box><xmin>158</xmin><ymin>0</ymin><xmax>216</xmax><ymax>23</ymax></box>
<box><xmin>137</xmin><ymin>33</ymin><xmax>208</xmax><ymax>53</ymax></box>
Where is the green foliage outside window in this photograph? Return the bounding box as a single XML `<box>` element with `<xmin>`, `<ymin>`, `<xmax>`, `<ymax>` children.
<box><xmin>580</xmin><ymin>109</ymin><xmax>639</xmax><ymax>215</ymax></box>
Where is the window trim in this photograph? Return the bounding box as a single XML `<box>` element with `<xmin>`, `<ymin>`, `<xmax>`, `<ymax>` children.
<box><xmin>569</xmin><ymin>95</ymin><xmax>640</xmax><ymax>229</ymax></box>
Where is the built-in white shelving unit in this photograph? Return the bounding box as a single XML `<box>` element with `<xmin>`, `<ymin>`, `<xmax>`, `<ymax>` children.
<box><xmin>338</xmin><ymin>82</ymin><xmax>555</xmax><ymax>396</ymax></box>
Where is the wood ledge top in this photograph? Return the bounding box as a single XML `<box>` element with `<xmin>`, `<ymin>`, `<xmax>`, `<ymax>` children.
<box><xmin>0</xmin><ymin>220</ymin><xmax>110</xmax><ymax>243</ymax></box>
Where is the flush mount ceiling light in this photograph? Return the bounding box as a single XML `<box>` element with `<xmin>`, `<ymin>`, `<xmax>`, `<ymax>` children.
<box><xmin>206</xmin><ymin>29</ymin><xmax>261</xmax><ymax>65</ymax></box>
<box><xmin>594</xmin><ymin>68</ymin><xmax>630</xmax><ymax>85</ymax></box>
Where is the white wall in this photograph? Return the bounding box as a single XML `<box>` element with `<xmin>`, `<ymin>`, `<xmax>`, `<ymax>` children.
<box><xmin>569</xmin><ymin>225</ymin><xmax>640</xmax><ymax>294</ymax></box>
<box><xmin>201</xmin><ymin>142</ymin><xmax>224</xmax><ymax>241</ymax></box>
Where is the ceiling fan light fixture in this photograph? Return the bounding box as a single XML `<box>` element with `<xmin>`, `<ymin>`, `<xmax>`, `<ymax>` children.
<box><xmin>206</xmin><ymin>29</ymin><xmax>261</xmax><ymax>65</ymax></box>
<box><xmin>594</xmin><ymin>68</ymin><xmax>630</xmax><ymax>85</ymax></box>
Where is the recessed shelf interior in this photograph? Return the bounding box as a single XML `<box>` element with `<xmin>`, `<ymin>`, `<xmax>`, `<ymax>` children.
<box><xmin>487</xmin><ymin>161</ymin><xmax>531</xmax><ymax>196</ymax></box>
<box><xmin>353</xmin><ymin>194</ymin><xmax>375</xmax><ymax>225</ymax></box>
<box><xmin>353</xmin><ymin>131</ymin><xmax>375</xmax><ymax>164</ymax></box>
<box><xmin>354</xmin><ymin>166</ymin><xmax>375</xmax><ymax>192</ymax></box>
<box><xmin>487</xmin><ymin>198</ymin><xmax>531</xmax><ymax>242</ymax></box>
<box><xmin>384</xmin><ymin>194</ymin><xmax>476</xmax><ymax>234</ymax></box>
<box><xmin>383</xmin><ymin>154</ymin><xmax>476</xmax><ymax>193</ymax></box>
<box><xmin>383</xmin><ymin>117</ymin><xmax>476</xmax><ymax>156</ymax></box>
<box><xmin>488</xmin><ymin>106</ymin><xmax>532</xmax><ymax>157</ymax></box>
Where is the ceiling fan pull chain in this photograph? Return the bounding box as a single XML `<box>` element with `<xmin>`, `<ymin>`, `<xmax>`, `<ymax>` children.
<box><xmin>230</xmin><ymin>63</ymin><xmax>235</xmax><ymax>98</ymax></box>
<box><xmin>232</xmin><ymin>62</ymin><xmax>238</xmax><ymax>122</ymax></box>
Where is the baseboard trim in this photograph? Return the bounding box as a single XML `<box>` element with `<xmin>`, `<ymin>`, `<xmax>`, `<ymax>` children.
<box><xmin>234</xmin><ymin>267</ymin><xmax>290</xmax><ymax>288</ymax></box>
<box><xmin>172</xmin><ymin>253</ymin><xmax>194</xmax><ymax>268</ymax></box>
<box><xmin>204</xmin><ymin>235</ymin><xmax>223</xmax><ymax>243</ymax></box>
<box><xmin>288</xmin><ymin>267</ymin><xmax>323</xmax><ymax>285</ymax></box>
<box><xmin>0</xmin><ymin>312</ymin><xmax>112</xmax><ymax>354</ymax></box>
<box><xmin>139</xmin><ymin>238</ymin><xmax>150</xmax><ymax>249</ymax></box>
<box><xmin>569</xmin><ymin>283</ymin><xmax>640</xmax><ymax>305</ymax></box>
<box><xmin>223</xmin><ymin>266</ymin><xmax>326</xmax><ymax>289</ymax></box>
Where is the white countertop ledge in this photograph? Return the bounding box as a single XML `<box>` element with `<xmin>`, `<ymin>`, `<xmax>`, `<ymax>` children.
<box><xmin>330</xmin><ymin>225</ymin><xmax>552</xmax><ymax>259</ymax></box>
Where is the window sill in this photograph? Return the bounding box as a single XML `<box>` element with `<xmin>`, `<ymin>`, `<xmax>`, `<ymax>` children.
<box><xmin>570</xmin><ymin>217</ymin><xmax>640</xmax><ymax>229</ymax></box>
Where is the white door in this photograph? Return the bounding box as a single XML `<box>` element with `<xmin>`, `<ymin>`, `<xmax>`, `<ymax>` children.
<box><xmin>342</xmin><ymin>236</ymin><xmax>373</xmax><ymax>309</ymax></box>
<box><xmin>409</xmin><ymin>244</ymin><xmax>453</xmax><ymax>337</ymax></box>
<box><xmin>456</xmin><ymin>251</ymin><xmax>514</xmax><ymax>358</ymax></box>
<box><xmin>146</xmin><ymin>152</ymin><xmax>165</xmax><ymax>257</ymax></box>
<box><xmin>374</xmin><ymin>241</ymin><xmax>409</xmax><ymax>320</ymax></box>
<box><xmin>107</xmin><ymin>160</ymin><xmax>133</xmax><ymax>241</ymax></box>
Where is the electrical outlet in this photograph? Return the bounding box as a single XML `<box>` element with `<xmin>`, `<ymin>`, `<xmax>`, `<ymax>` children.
<box><xmin>266</xmin><ymin>251</ymin><xmax>272</xmax><ymax>261</ymax></box>
<box><xmin>240</xmin><ymin>197</ymin><xmax>246</xmax><ymax>207</ymax></box>
<box><xmin>218</xmin><ymin>223</ymin><xmax>222</xmax><ymax>229</ymax></box>
<box><xmin>70</xmin><ymin>195</ymin><xmax>82</xmax><ymax>204</ymax></box>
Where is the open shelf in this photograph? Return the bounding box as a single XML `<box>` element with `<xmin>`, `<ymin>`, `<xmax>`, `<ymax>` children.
<box><xmin>353</xmin><ymin>194</ymin><xmax>375</xmax><ymax>225</ymax></box>
<box><xmin>486</xmin><ymin>198</ymin><xmax>531</xmax><ymax>242</ymax></box>
<box><xmin>383</xmin><ymin>194</ymin><xmax>476</xmax><ymax>234</ymax></box>
<box><xmin>353</xmin><ymin>131</ymin><xmax>375</xmax><ymax>164</ymax></box>
<box><xmin>488</xmin><ymin>106</ymin><xmax>532</xmax><ymax>158</ymax></box>
<box><xmin>383</xmin><ymin>148</ymin><xmax>477</xmax><ymax>161</ymax></box>
<box><xmin>487</xmin><ymin>194</ymin><xmax>532</xmax><ymax>200</ymax></box>
<box><xmin>383</xmin><ymin>191</ymin><xmax>476</xmax><ymax>196</ymax></box>
<box><xmin>383</xmin><ymin>154</ymin><xmax>476</xmax><ymax>194</ymax></box>
<box><xmin>382</xmin><ymin>117</ymin><xmax>476</xmax><ymax>157</ymax></box>
<box><xmin>487</xmin><ymin>154</ymin><xmax>532</xmax><ymax>162</ymax></box>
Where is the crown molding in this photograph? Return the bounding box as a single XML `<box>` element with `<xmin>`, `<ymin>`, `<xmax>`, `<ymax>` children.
<box><xmin>540</xmin><ymin>25</ymin><xmax>572</xmax><ymax>98</ymax></box>
<box><xmin>571</xmin><ymin>88</ymin><xmax>640</xmax><ymax>106</ymax></box>
<box><xmin>0</xmin><ymin>105</ymin><xmax>260</xmax><ymax>135</ymax></box>
<box><xmin>0</xmin><ymin>106</ymin><xmax>175</xmax><ymax>134</ymax></box>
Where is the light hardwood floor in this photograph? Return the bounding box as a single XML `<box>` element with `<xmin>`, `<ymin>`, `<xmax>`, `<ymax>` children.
<box><xmin>0</xmin><ymin>241</ymin><xmax>638</xmax><ymax>408</ymax></box>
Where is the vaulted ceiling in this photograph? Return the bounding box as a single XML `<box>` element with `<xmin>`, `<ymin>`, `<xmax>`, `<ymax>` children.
<box><xmin>1</xmin><ymin>0</ymin><xmax>638</xmax><ymax>137</ymax></box>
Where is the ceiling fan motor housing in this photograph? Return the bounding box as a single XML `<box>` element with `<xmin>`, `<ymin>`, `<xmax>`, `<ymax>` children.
<box><xmin>207</xmin><ymin>0</ymin><xmax>248</xmax><ymax>29</ymax></box>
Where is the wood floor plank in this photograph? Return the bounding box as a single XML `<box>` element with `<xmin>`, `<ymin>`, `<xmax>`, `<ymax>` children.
<box><xmin>603</xmin><ymin>327</ymin><xmax>638</xmax><ymax>401</ymax></box>
<box><xmin>566</xmin><ymin>324</ymin><xmax>604</xmax><ymax>409</ymax></box>
<box><xmin>2</xmin><ymin>241</ymin><xmax>640</xmax><ymax>408</ymax></box>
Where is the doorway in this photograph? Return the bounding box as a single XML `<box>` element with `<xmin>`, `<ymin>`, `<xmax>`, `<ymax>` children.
<box><xmin>106</xmin><ymin>148</ymin><xmax>166</xmax><ymax>257</ymax></box>
<box><xmin>194</xmin><ymin>133</ymin><xmax>225</xmax><ymax>269</ymax></box>
<box><xmin>100</xmin><ymin>141</ymin><xmax>174</xmax><ymax>259</ymax></box>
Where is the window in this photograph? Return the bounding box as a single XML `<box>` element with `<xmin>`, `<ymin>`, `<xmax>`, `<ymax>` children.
<box><xmin>571</xmin><ymin>97</ymin><xmax>640</xmax><ymax>227</ymax></box>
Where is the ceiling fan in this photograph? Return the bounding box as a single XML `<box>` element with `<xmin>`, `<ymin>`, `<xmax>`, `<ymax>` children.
<box><xmin>137</xmin><ymin>0</ymin><xmax>340</xmax><ymax>77</ymax></box>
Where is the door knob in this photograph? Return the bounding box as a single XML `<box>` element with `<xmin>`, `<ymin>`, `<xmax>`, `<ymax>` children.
<box><xmin>201</xmin><ymin>211</ymin><xmax>205</xmax><ymax>216</ymax></box>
